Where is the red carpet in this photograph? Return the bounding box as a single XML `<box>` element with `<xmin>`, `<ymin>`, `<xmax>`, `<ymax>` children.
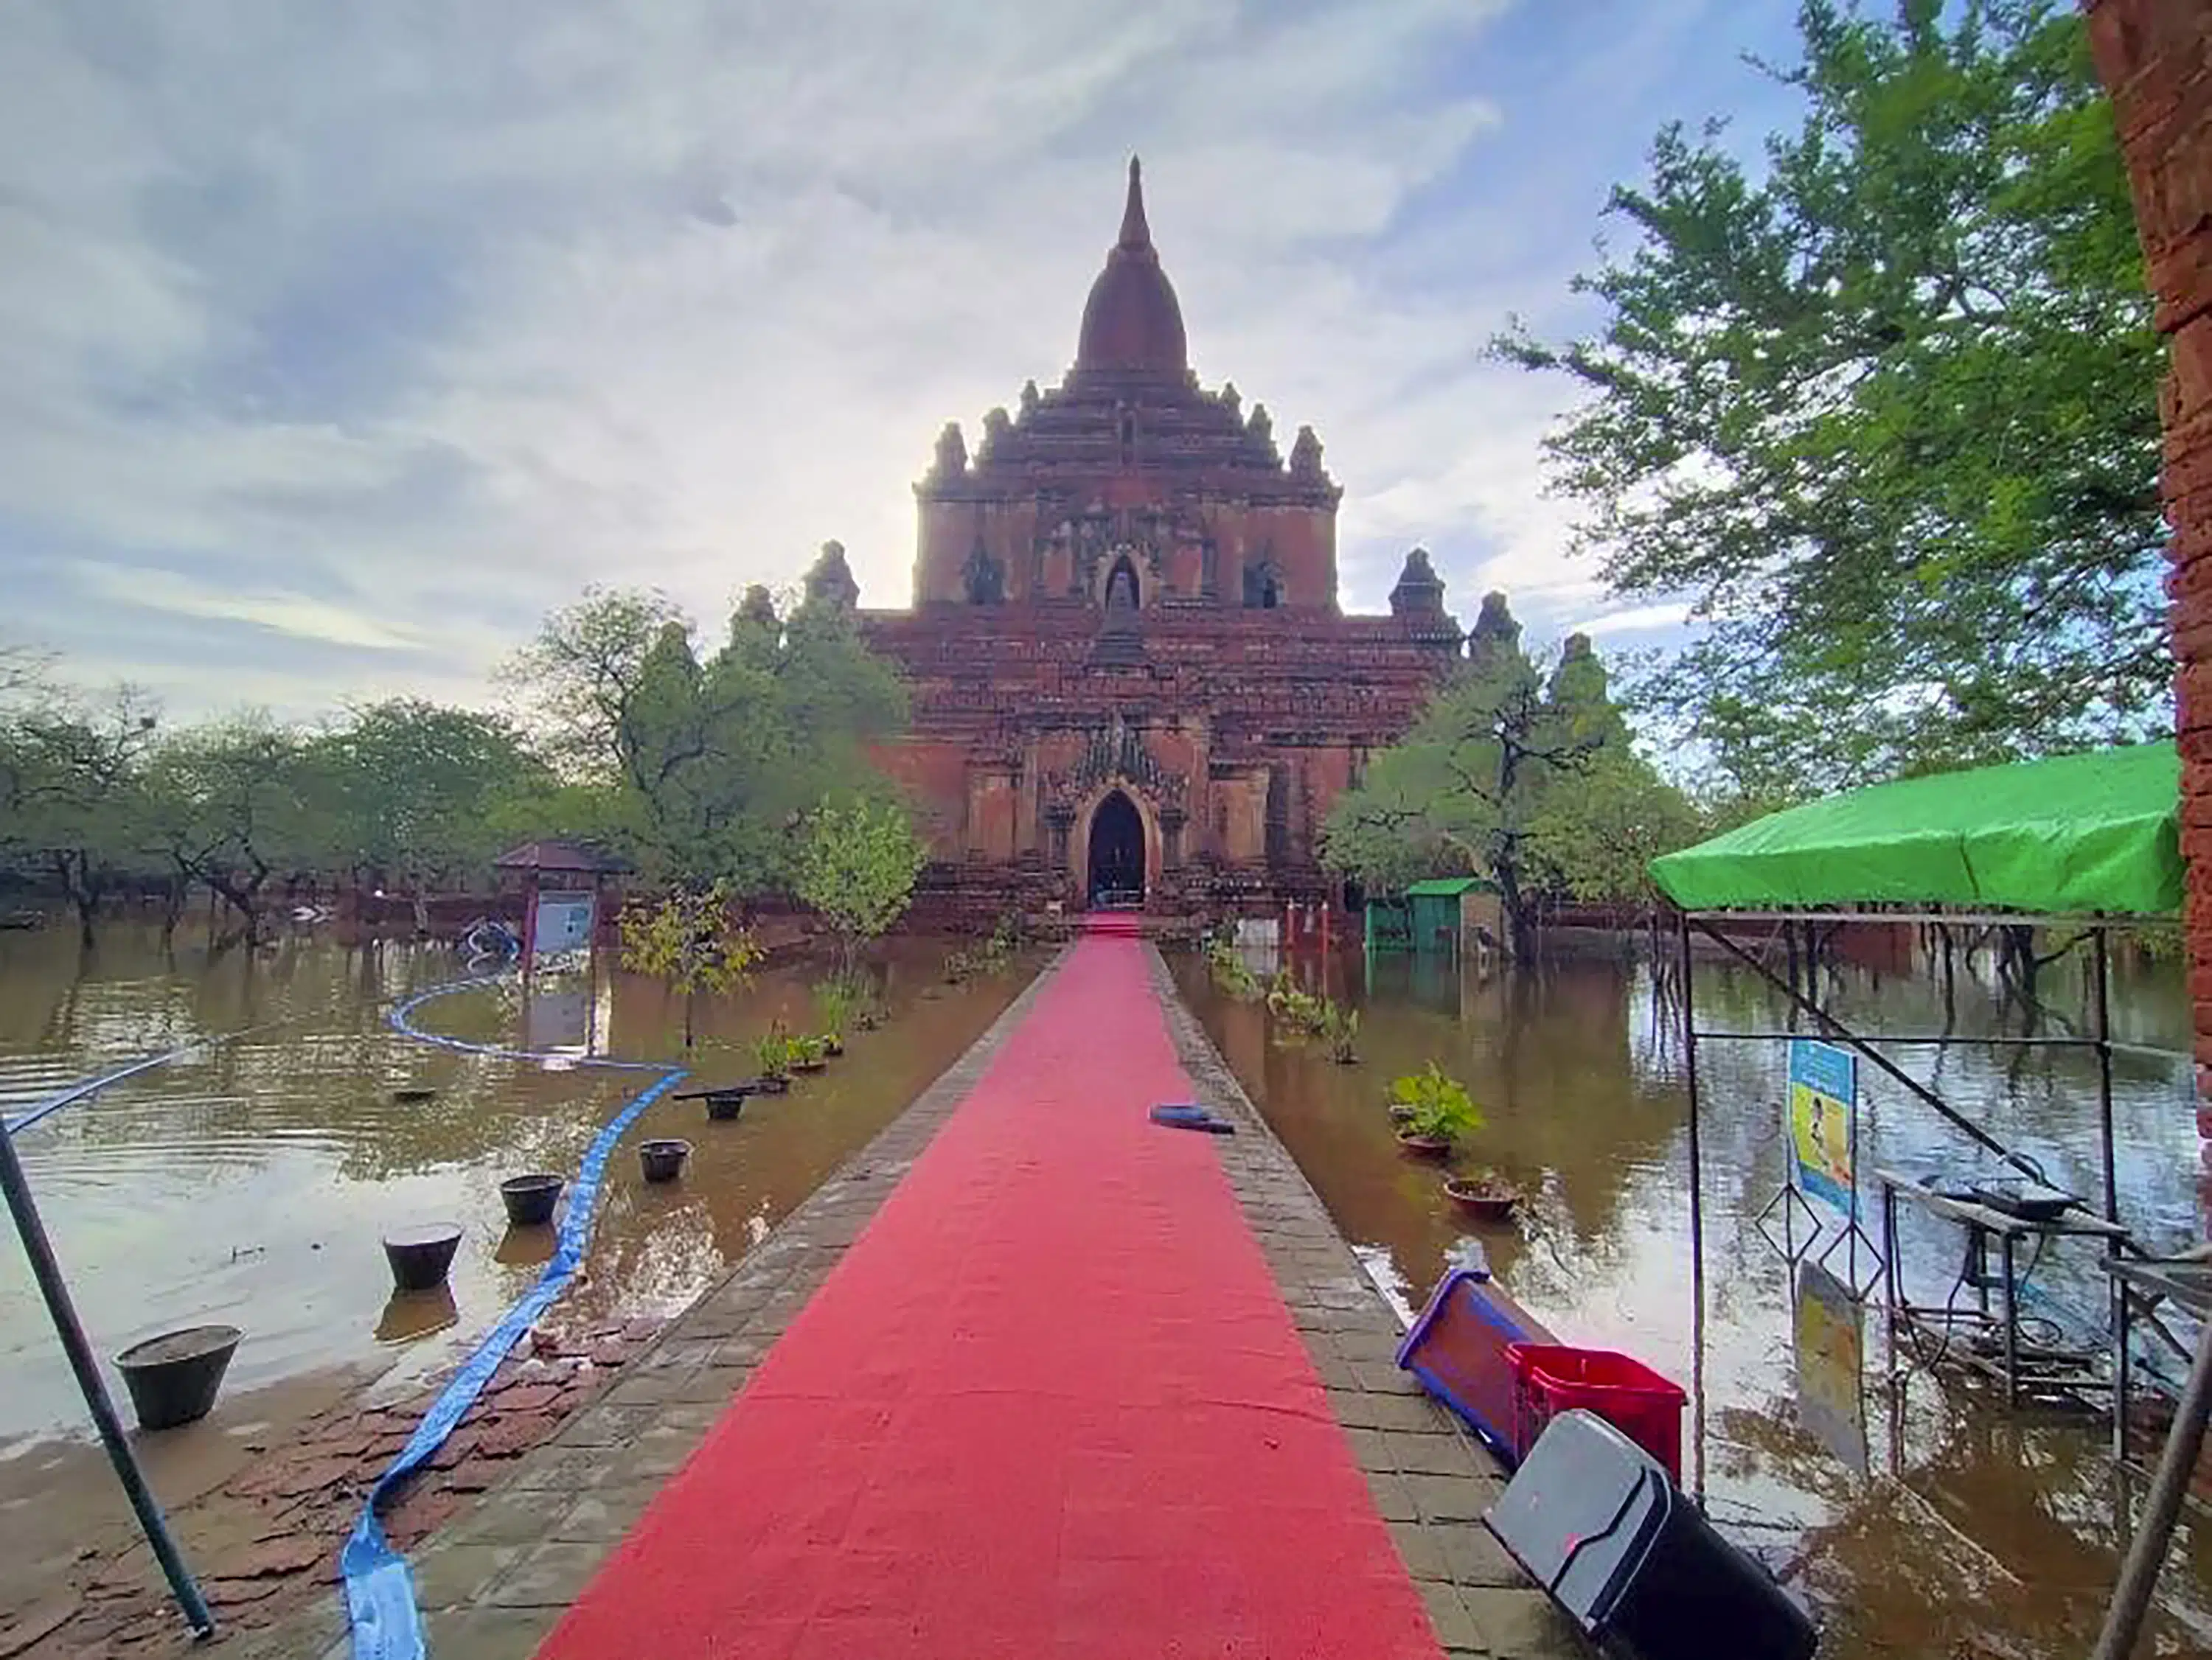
<box><xmin>535</xmin><ymin>938</ymin><xmax>1441</xmax><ymax>1660</ymax></box>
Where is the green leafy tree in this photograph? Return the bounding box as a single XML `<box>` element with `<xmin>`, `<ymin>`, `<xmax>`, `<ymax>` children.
<box><xmin>314</xmin><ymin>700</ymin><xmax>555</xmax><ymax>928</ymax></box>
<box><xmin>618</xmin><ymin>881</ymin><xmax>761</xmax><ymax>1053</ymax></box>
<box><xmin>1322</xmin><ymin>594</ymin><xmax>1601</xmax><ymax>955</ymax></box>
<box><xmin>796</xmin><ymin>795</ymin><xmax>929</xmax><ymax>972</ymax></box>
<box><xmin>141</xmin><ymin>716</ymin><xmax>335</xmax><ymax>944</ymax></box>
<box><xmin>1493</xmin><ymin>0</ymin><xmax>2162</xmax><ymax>788</ymax></box>
<box><xmin>1526</xmin><ymin>756</ymin><xmax>1705</xmax><ymax>911</ymax></box>
<box><xmin>501</xmin><ymin>559</ymin><xmax>907</xmax><ymax>890</ymax></box>
<box><xmin>1</xmin><ymin>685</ymin><xmax>162</xmax><ymax>944</ymax></box>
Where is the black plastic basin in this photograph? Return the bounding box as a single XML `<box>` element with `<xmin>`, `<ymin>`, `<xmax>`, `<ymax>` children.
<box><xmin>500</xmin><ymin>1173</ymin><xmax>563</xmax><ymax>1227</ymax></box>
<box><xmin>639</xmin><ymin>1139</ymin><xmax>691</xmax><ymax>1183</ymax></box>
<box><xmin>116</xmin><ymin>1325</ymin><xmax>243</xmax><ymax>1431</ymax></box>
<box><xmin>383</xmin><ymin>1222</ymin><xmax>463</xmax><ymax>1291</ymax></box>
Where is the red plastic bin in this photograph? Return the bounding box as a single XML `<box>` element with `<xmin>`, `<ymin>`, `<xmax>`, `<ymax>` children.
<box><xmin>1506</xmin><ymin>1343</ymin><xmax>1686</xmax><ymax>1483</ymax></box>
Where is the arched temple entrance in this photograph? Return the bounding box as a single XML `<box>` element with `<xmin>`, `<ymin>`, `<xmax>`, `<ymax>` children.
<box><xmin>1085</xmin><ymin>789</ymin><xmax>1146</xmax><ymax>909</ymax></box>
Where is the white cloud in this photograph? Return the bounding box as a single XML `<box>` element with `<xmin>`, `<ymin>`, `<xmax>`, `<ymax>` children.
<box><xmin>68</xmin><ymin>565</ymin><xmax>431</xmax><ymax>653</ymax></box>
<box><xmin>1571</xmin><ymin>601</ymin><xmax>1694</xmax><ymax>638</ymax></box>
<box><xmin>0</xmin><ymin>0</ymin><xmax>1742</xmax><ymax>716</ymax></box>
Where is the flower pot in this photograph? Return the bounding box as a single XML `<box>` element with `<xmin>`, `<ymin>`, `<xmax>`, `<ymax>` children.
<box><xmin>703</xmin><ymin>1090</ymin><xmax>746</xmax><ymax>1123</ymax></box>
<box><xmin>1331</xmin><ymin>1052</ymin><xmax>1359</xmax><ymax>1066</ymax></box>
<box><xmin>390</xmin><ymin>1085</ymin><xmax>437</xmax><ymax>1104</ymax></box>
<box><xmin>499</xmin><ymin>1173</ymin><xmax>563</xmax><ymax>1227</ymax></box>
<box><xmin>382</xmin><ymin>1222</ymin><xmax>464</xmax><ymax>1291</ymax></box>
<box><xmin>791</xmin><ymin>1058</ymin><xmax>827</xmax><ymax>1074</ymax></box>
<box><xmin>1396</xmin><ymin>1130</ymin><xmax>1453</xmax><ymax>1159</ymax></box>
<box><xmin>639</xmin><ymin>1138</ymin><xmax>691</xmax><ymax>1183</ymax></box>
<box><xmin>823</xmin><ymin>1038</ymin><xmax>846</xmax><ymax>1057</ymax></box>
<box><xmin>116</xmin><ymin>1325</ymin><xmax>242</xmax><ymax>1431</ymax></box>
<box><xmin>751</xmin><ymin>1074</ymin><xmax>790</xmax><ymax>1095</ymax></box>
<box><xmin>1444</xmin><ymin>1177</ymin><xmax>1522</xmax><ymax>1223</ymax></box>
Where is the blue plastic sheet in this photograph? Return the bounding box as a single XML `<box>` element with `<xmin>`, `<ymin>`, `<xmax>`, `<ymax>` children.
<box><xmin>341</xmin><ymin>977</ymin><xmax>686</xmax><ymax>1660</ymax></box>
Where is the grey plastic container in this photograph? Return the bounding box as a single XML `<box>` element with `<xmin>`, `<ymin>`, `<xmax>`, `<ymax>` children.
<box><xmin>1484</xmin><ymin>1409</ymin><xmax>1817</xmax><ymax>1660</ymax></box>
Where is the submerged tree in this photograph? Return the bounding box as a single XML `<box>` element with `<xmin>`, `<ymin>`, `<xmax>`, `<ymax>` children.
<box><xmin>795</xmin><ymin>795</ymin><xmax>930</xmax><ymax>972</ymax></box>
<box><xmin>139</xmin><ymin>716</ymin><xmax>333</xmax><ymax>944</ymax></box>
<box><xmin>618</xmin><ymin>881</ymin><xmax>761</xmax><ymax>1053</ymax></box>
<box><xmin>1494</xmin><ymin>0</ymin><xmax>2163</xmax><ymax>788</ymax></box>
<box><xmin>313</xmin><ymin>700</ymin><xmax>554</xmax><ymax>931</ymax></box>
<box><xmin>1</xmin><ymin>685</ymin><xmax>162</xmax><ymax>944</ymax></box>
<box><xmin>1322</xmin><ymin>596</ymin><xmax>1601</xmax><ymax>956</ymax></box>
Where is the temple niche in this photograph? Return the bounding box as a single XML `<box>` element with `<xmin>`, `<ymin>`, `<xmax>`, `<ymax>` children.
<box><xmin>855</xmin><ymin>158</ymin><xmax>1462</xmax><ymax>921</ymax></box>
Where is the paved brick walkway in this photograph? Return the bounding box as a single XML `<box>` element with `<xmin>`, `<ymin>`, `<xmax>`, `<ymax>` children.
<box><xmin>238</xmin><ymin>944</ymin><xmax>1582</xmax><ymax>1660</ymax></box>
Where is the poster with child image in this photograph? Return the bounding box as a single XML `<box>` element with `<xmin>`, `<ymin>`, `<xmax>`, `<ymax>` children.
<box><xmin>1789</xmin><ymin>1039</ymin><xmax>1856</xmax><ymax>1216</ymax></box>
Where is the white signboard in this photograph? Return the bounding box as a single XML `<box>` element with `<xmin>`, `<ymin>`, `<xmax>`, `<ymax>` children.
<box><xmin>530</xmin><ymin>890</ymin><xmax>596</xmax><ymax>961</ymax></box>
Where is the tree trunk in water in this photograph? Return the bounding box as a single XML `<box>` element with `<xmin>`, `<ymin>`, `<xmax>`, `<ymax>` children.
<box><xmin>1496</xmin><ymin>861</ymin><xmax>1534</xmax><ymax>960</ymax></box>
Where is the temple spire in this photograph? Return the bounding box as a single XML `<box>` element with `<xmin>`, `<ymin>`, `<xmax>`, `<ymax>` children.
<box><xmin>1119</xmin><ymin>156</ymin><xmax>1150</xmax><ymax>251</ymax></box>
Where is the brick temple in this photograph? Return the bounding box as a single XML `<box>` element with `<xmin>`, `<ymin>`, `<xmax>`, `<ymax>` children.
<box><xmin>818</xmin><ymin>158</ymin><xmax>1463</xmax><ymax>919</ymax></box>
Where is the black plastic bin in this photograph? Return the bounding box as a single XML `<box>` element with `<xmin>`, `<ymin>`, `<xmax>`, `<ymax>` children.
<box><xmin>1485</xmin><ymin>1409</ymin><xmax>1817</xmax><ymax>1660</ymax></box>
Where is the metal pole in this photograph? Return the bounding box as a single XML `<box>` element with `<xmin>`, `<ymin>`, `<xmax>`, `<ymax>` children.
<box><xmin>1677</xmin><ymin>909</ymin><xmax>1708</xmax><ymax>1505</ymax></box>
<box><xmin>2092</xmin><ymin>924</ymin><xmax>2119</xmax><ymax>1227</ymax></box>
<box><xmin>0</xmin><ymin>1126</ymin><xmax>215</xmax><ymax>1638</ymax></box>
<box><xmin>2088</xmin><ymin>1314</ymin><xmax>2212</xmax><ymax>1660</ymax></box>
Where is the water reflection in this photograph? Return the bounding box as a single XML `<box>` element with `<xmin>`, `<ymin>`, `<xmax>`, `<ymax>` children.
<box><xmin>1175</xmin><ymin>941</ymin><xmax>2212</xmax><ymax>1659</ymax></box>
<box><xmin>0</xmin><ymin>922</ymin><xmax>1029</xmax><ymax>1447</ymax></box>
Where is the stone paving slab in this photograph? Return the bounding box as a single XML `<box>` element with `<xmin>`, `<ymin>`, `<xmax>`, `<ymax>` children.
<box><xmin>239</xmin><ymin>942</ymin><xmax>1584</xmax><ymax>1659</ymax></box>
<box><xmin>1145</xmin><ymin>946</ymin><xmax>1586</xmax><ymax>1660</ymax></box>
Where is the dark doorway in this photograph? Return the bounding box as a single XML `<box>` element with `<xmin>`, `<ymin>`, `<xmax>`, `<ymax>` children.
<box><xmin>1087</xmin><ymin>791</ymin><xmax>1145</xmax><ymax>908</ymax></box>
<box><xmin>1104</xmin><ymin>554</ymin><xmax>1140</xmax><ymax>615</ymax></box>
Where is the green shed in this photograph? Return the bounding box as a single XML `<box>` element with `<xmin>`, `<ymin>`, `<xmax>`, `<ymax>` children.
<box><xmin>1370</xmin><ymin>876</ymin><xmax>1500</xmax><ymax>953</ymax></box>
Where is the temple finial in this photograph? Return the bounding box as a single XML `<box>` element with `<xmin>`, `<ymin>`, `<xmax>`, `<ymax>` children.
<box><xmin>1119</xmin><ymin>156</ymin><xmax>1150</xmax><ymax>251</ymax></box>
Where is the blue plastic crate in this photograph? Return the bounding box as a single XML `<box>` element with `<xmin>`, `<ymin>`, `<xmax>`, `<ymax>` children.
<box><xmin>1396</xmin><ymin>1265</ymin><xmax>1548</xmax><ymax>1465</ymax></box>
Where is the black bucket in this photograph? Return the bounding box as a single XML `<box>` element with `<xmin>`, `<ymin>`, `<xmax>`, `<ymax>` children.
<box><xmin>703</xmin><ymin>1090</ymin><xmax>746</xmax><ymax>1123</ymax></box>
<box><xmin>382</xmin><ymin>1222</ymin><xmax>463</xmax><ymax>1291</ymax></box>
<box><xmin>116</xmin><ymin>1325</ymin><xmax>243</xmax><ymax>1431</ymax></box>
<box><xmin>639</xmin><ymin>1138</ymin><xmax>691</xmax><ymax>1183</ymax></box>
<box><xmin>500</xmin><ymin>1173</ymin><xmax>563</xmax><ymax>1227</ymax></box>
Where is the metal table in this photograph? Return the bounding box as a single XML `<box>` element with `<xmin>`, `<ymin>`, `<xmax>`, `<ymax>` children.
<box><xmin>2105</xmin><ymin>1255</ymin><xmax>2212</xmax><ymax>1468</ymax></box>
<box><xmin>1877</xmin><ymin>1168</ymin><xmax>2132</xmax><ymax>1409</ymax></box>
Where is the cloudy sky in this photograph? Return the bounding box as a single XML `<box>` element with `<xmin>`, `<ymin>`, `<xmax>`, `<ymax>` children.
<box><xmin>0</xmin><ymin>0</ymin><xmax>1804</xmax><ymax>718</ymax></box>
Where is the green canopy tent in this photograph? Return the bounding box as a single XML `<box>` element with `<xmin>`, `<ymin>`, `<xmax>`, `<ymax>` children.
<box><xmin>1645</xmin><ymin>742</ymin><xmax>2184</xmax><ymax>1502</ymax></box>
<box><xmin>1650</xmin><ymin>741</ymin><xmax>2182</xmax><ymax>918</ymax></box>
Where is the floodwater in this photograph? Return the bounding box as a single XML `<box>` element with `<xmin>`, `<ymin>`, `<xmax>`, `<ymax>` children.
<box><xmin>1174</xmin><ymin>940</ymin><xmax>2212</xmax><ymax>1660</ymax></box>
<box><xmin>0</xmin><ymin>921</ymin><xmax>1029</xmax><ymax>1457</ymax></box>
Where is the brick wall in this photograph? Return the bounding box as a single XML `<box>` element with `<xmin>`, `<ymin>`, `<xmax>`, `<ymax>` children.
<box><xmin>2087</xmin><ymin>1</ymin><xmax>2212</xmax><ymax>1126</ymax></box>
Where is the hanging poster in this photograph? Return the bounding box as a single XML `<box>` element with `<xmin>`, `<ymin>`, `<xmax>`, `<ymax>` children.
<box><xmin>530</xmin><ymin>890</ymin><xmax>596</xmax><ymax>962</ymax></box>
<box><xmin>1793</xmin><ymin>1258</ymin><xmax>1868</xmax><ymax>1474</ymax></box>
<box><xmin>1788</xmin><ymin>1038</ymin><xmax>1857</xmax><ymax>1216</ymax></box>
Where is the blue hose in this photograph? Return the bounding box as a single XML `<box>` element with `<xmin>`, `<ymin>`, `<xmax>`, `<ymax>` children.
<box><xmin>340</xmin><ymin>975</ymin><xmax>686</xmax><ymax>1660</ymax></box>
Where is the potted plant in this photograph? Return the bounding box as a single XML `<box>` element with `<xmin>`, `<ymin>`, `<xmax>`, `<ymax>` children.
<box><xmin>751</xmin><ymin>1025</ymin><xmax>793</xmax><ymax>1093</ymax></box>
<box><xmin>1391</xmin><ymin>1064</ymin><xmax>1481</xmax><ymax>1158</ymax></box>
<box><xmin>1322</xmin><ymin>1003</ymin><xmax>1360</xmax><ymax>1065</ymax></box>
<box><xmin>787</xmin><ymin>1033</ymin><xmax>828</xmax><ymax>1073</ymax></box>
<box><xmin>812</xmin><ymin>979</ymin><xmax>854</xmax><ymax>1056</ymax></box>
<box><xmin>1444</xmin><ymin>1166</ymin><xmax>1523</xmax><ymax>1222</ymax></box>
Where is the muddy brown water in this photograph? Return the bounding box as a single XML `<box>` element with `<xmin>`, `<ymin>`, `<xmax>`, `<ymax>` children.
<box><xmin>0</xmin><ymin>920</ymin><xmax>1029</xmax><ymax>1619</ymax></box>
<box><xmin>1175</xmin><ymin>943</ymin><xmax>2212</xmax><ymax>1659</ymax></box>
